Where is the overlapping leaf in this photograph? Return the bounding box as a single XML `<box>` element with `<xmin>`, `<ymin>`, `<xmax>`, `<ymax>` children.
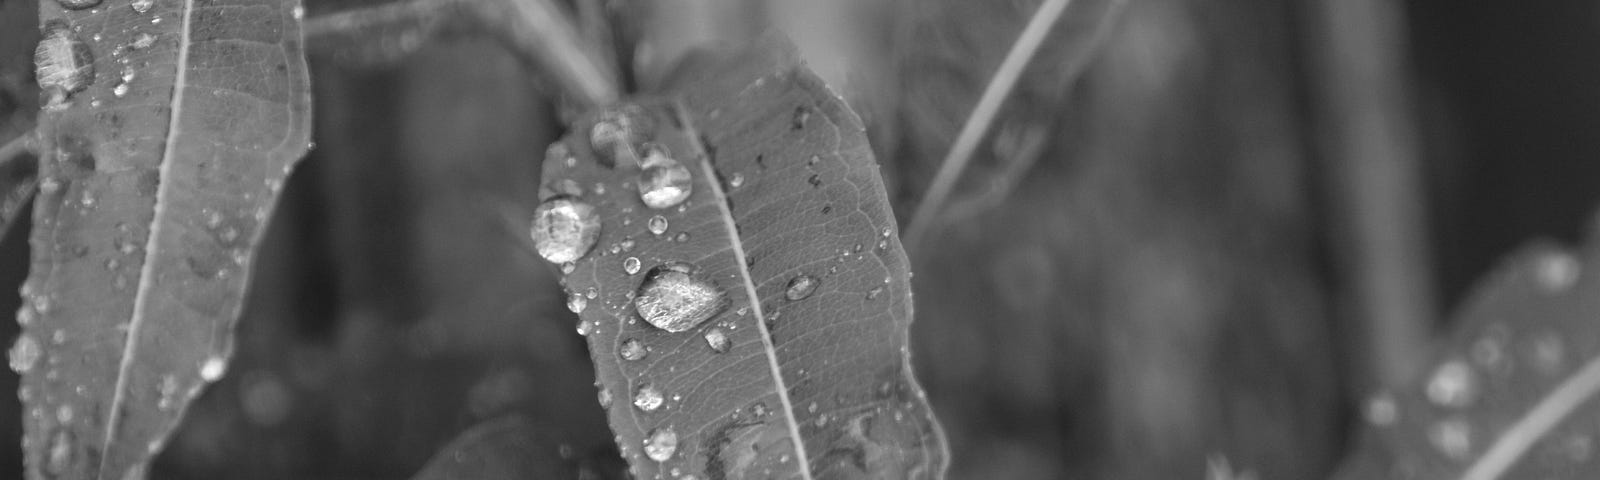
<box><xmin>538</xmin><ymin>39</ymin><xmax>948</xmax><ymax>479</ymax></box>
<box><xmin>1335</xmin><ymin>233</ymin><xmax>1600</xmax><ymax>479</ymax></box>
<box><xmin>15</xmin><ymin>0</ymin><xmax>312</xmax><ymax>478</ymax></box>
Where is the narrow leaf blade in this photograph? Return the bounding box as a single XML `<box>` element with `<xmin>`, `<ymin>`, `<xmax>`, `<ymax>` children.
<box><xmin>540</xmin><ymin>39</ymin><xmax>948</xmax><ymax>479</ymax></box>
<box><xmin>18</xmin><ymin>0</ymin><xmax>312</xmax><ymax>478</ymax></box>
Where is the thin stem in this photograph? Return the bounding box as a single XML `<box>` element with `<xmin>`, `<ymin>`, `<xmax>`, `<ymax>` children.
<box><xmin>903</xmin><ymin>0</ymin><xmax>1073</xmax><ymax>248</ymax></box>
<box><xmin>0</xmin><ymin>129</ymin><xmax>38</xmax><ymax>165</ymax></box>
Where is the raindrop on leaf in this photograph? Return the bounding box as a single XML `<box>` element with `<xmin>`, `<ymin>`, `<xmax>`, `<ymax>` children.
<box><xmin>624</xmin><ymin>257</ymin><xmax>641</xmax><ymax>275</ymax></box>
<box><xmin>35</xmin><ymin>21</ymin><xmax>95</xmax><ymax>109</ymax></box>
<box><xmin>648</xmin><ymin>215</ymin><xmax>668</xmax><ymax>236</ymax></box>
<box><xmin>634</xmin><ymin>263</ymin><xmax>726</xmax><ymax>333</ymax></box>
<box><xmin>637</xmin><ymin>144</ymin><xmax>693</xmax><ymax>209</ymax></box>
<box><xmin>620</xmin><ymin>339</ymin><xmax>647</xmax><ymax>361</ymax></box>
<box><xmin>643</xmin><ymin>427</ymin><xmax>678</xmax><ymax>462</ymax></box>
<box><xmin>785</xmin><ymin>275</ymin><xmax>818</xmax><ymax>301</ymax></box>
<box><xmin>703</xmin><ymin>327</ymin><xmax>731</xmax><ymax>353</ymax></box>
<box><xmin>9</xmin><ymin>334</ymin><xmax>41</xmax><ymax>373</ymax></box>
<box><xmin>531</xmin><ymin>196</ymin><xmax>601</xmax><ymax>264</ymax></box>
<box><xmin>567</xmin><ymin>292</ymin><xmax>588</xmax><ymax>313</ymax></box>
<box><xmin>634</xmin><ymin>384</ymin><xmax>664</xmax><ymax>412</ymax></box>
<box><xmin>1425</xmin><ymin>360</ymin><xmax>1479</xmax><ymax>408</ymax></box>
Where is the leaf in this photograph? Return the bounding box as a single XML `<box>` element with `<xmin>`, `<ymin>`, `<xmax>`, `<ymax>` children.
<box><xmin>1333</xmin><ymin>236</ymin><xmax>1600</xmax><ymax>480</ymax></box>
<box><xmin>538</xmin><ymin>38</ymin><xmax>949</xmax><ymax>478</ymax></box>
<box><xmin>410</xmin><ymin>416</ymin><xmax>599</xmax><ymax>480</ymax></box>
<box><xmin>16</xmin><ymin>0</ymin><xmax>312</xmax><ymax>477</ymax></box>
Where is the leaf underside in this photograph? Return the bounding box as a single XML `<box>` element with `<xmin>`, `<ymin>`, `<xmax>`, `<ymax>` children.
<box><xmin>1335</xmin><ymin>232</ymin><xmax>1600</xmax><ymax>480</ymax></box>
<box><xmin>20</xmin><ymin>0</ymin><xmax>311</xmax><ymax>478</ymax></box>
<box><xmin>541</xmin><ymin>39</ymin><xmax>948</xmax><ymax>479</ymax></box>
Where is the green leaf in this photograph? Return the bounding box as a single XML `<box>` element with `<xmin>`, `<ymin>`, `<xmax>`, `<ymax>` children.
<box><xmin>537</xmin><ymin>38</ymin><xmax>949</xmax><ymax>479</ymax></box>
<box><xmin>1334</xmin><ymin>236</ymin><xmax>1600</xmax><ymax>479</ymax></box>
<box><xmin>15</xmin><ymin>0</ymin><xmax>312</xmax><ymax>477</ymax></box>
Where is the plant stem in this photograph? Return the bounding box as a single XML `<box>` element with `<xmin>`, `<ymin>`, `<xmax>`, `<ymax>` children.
<box><xmin>0</xmin><ymin>129</ymin><xmax>38</xmax><ymax>165</ymax></box>
<box><xmin>903</xmin><ymin>0</ymin><xmax>1073</xmax><ymax>248</ymax></box>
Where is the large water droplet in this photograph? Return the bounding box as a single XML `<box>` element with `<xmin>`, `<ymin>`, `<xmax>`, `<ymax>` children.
<box><xmin>531</xmin><ymin>196</ymin><xmax>601</xmax><ymax>264</ymax></box>
<box><xmin>1428</xmin><ymin>419</ymin><xmax>1473</xmax><ymax>460</ymax></box>
<box><xmin>703</xmin><ymin>327</ymin><xmax>731</xmax><ymax>353</ymax></box>
<box><xmin>635</xmin><ymin>263</ymin><xmax>726</xmax><ymax>333</ymax></box>
<box><xmin>56</xmin><ymin>0</ymin><xmax>101</xmax><ymax>9</ymax></box>
<box><xmin>648</xmin><ymin>215</ymin><xmax>668</xmax><ymax>236</ymax></box>
<box><xmin>590</xmin><ymin>104</ymin><xmax>653</xmax><ymax>168</ymax></box>
<box><xmin>1425</xmin><ymin>360</ymin><xmax>1478</xmax><ymax>408</ymax></box>
<box><xmin>566</xmin><ymin>292</ymin><xmax>587</xmax><ymax>313</ymax></box>
<box><xmin>634</xmin><ymin>384</ymin><xmax>664</xmax><ymax>412</ymax></box>
<box><xmin>637</xmin><ymin>144</ymin><xmax>692</xmax><ymax>209</ymax></box>
<box><xmin>130</xmin><ymin>0</ymin><xmax>153</xmax><ymax>13</ymax></box>
<box><xmin>620</xmin><ymin>339</ymin><xmax>647</xmax><ymax>361</ymax></box>
<box><xmin>9</xmin><ymin>334</ymin><xmax>41</xmax><ymax>373</ymax></box>
<box><xmin>785</xmin><ymin>275</ymin><xmax>818</xmax><ymax>301</ymax></box>
<box><xmin>199</xmin><ymin>356</ymin><xmax>228</xmax><ymax>381</ymax></box>
<box><xmin>623</xmin><ymin>257</ymin><xmax>641</xmax><ymax>275</ymax></box>
<box><xmin>35</xmin><ymin>21</ymin><xmax>95</xmax><ymax>109</ymax></box>
<box><xmin>644</xmin><ymin>427</ymin><xmax>678</xmax><ymax>462</ymax></box>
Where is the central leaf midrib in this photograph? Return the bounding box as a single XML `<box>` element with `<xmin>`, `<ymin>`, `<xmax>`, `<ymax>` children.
<box><xmin>673</xmin><ymin>100</ymin><xmax>816</xmax><ymax>479</ymax></box>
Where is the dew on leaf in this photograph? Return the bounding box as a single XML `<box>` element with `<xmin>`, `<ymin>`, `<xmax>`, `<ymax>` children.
<box><xmin>35</xmin><ymin>21</ymin><xmax>95</xmax><ymax>109</ymax></box>
<box><xmin>561</xmin><ymin>262</ymin><xmax>576</xmax><ymax>275</ymax></box>
<box><xmin>785</xmin><ymin>275</ymin><xmax>818</xmax><ymax>301</ymax></box>
<box><xmin>648</xmin><ymin>215</ymin><xmax>668</xmax><ymax>235</ymax></box>
<box><xmin>129</xmin><ymin>0</ymin><xmax>153</xmax><ymax>12</ymax></box>
<box><xmin>674</xmin><ymin>232</ymin><xmax>690</xmax><ymax>243</ymax></box>
<box><xmin>156</xmin><ymin>374</ymin><xmax>179</xmax><ymax>411</ymax></box>
<box><xmin>624</xmin><ymin>257</ymin><xmax>642</xmax><ymax>275</ymax></box>
<box><xmin>644</xmin><ymin>427</ymin><xmax>678</xmax><ymax>462</ymax></box>
<box><xmin>620</xmin><ymin>338</ymin><xmax>647</xmax><ymax>361</ymax></box>
<box><xmin>567</xmin><ymin>292</ymin><xmax>588</xmax><ymax>313</ymax></box>
<box><xmin>730</xmin><ymin>173</ymin><xmax>745</xmax><ymax>188</ymax></box>
<box><xmin>1364</xmin><ymin>392</ymin><xmax>1399</xmax><ymax>426</ymax></box>
<box><xmin>199</xmin><ymin>356</ymin><xmax>228</xmax><ymax>381</ymax></box>
<box><xmin>598</xmin><ymin>388</ymin><xmax>613</xmax><ymax>408</ymax></box>
<box><xmin>703</xmin><ymin>327</ymin><xmax>731</xmax><ymax>353</ymax></box>
<box><xmin>46</xmin><ymin>429</ymin><xmax>72</xmax><ymax>475</ymax></box>
<box><xmin>1528</xmin><ymin>331</ymin><xmax>1566</xmax><ymax>373</ymax></box>
<box><xmin>590</xmin><ymin>104</ymin><xmax>653</xmax><ymax>168</ymax></box>
<box><xmin>1533</xmin><ymin>251</ymin><xmax>1581</xmax><ymax>292</ymax></box>
<box><xmin>56</xmin><ymin>0</ymin><xmax>101</xmax><ymax>9</ymax></box>
<box><xmin>637</xmin><ymin>144</ymin><xmax>693</xmax><ymax>209</ymax></box>
<box><xmin>635</xmin><ymin>263</ymin><xmax>726</xmax><ymax>333</ymax></box>
<box><xmin>531</xmin><ymin>196</ymin><xmax>601</xmax><ymax>264</ymax></box>
<box><xmin>866</xmin><ymin>286</ymin><xmax>885</xmax><ymax>300</ymax></box>
<box><xmin>634</xmin><ymin>384</ymin><xmax>664</xmax><ymax>412</ymax></box>
<box><xmin>620</xmin><ymin>238</ymin><xmax>636</xmax><ymax>252</ymax></box>
<box><xmin>130</xmin><ymin>33</ymin><xmax>157</xmax><ymax>50</ymax></box>
<box><xmin>8</xmin><ymin>334</ymin><xmax>41</xmax><ymax>373</ymax></box>
<box><xmin>1428</xmin><ymin>419</ymin><xmax>1473</xmax><ymax>460</ymax></box>
<box><xmin>1425</xmin><ymin>360</ymin><xmax>1478</xmax><ymax>408</ymax></box>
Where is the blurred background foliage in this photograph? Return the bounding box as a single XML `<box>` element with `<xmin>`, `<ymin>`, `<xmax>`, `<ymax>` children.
<box><xmin>2</xmin><ymin>0</ymin><xmax>1600</xmax><ymax>478</ymax></box>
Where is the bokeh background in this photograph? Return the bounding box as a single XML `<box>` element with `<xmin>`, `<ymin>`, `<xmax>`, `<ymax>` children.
<box><xmin>3</xmin><ymin>0</ymin><xmax>1600</xmax><ymax>478</ymax></box>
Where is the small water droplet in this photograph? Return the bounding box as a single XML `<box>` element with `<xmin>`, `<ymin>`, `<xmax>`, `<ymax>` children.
<box><xmin>567</xmin><ymin>292</ymin><xmax>588</xmax><ymax>313</ymax></box>
<box><xmin>56</xmin><ymin>0</ymin><xmax>101</xmax><ymax>10</ymax></box>
<box><xmin>807</xmin><ymin>155</ymin><xmax>820</xmax><ymax>167</ymax></box>
<box><xmin>9</xmin><ymin>334</ymin><xmax>41</xmax><ymax>373</ymax></box>
<box><xmin>624</xmin><ymin>257</ymin><xmax>641</xmax><ymax>275</ymax></box>
<box><xmin>199</xmin><ymin>356</ymin><xmax>227</xmax><ymax>381</ymax></box>
<box><xmin>808</xmin><ymin>174</ymin><xmax>822</xmax><ymax>187</ymax></box>
<box><xmin>35</xmin><ymin>21</ymin><xmax>95</xmax><ymax>109</ymax></box>
<box><xmin>785</xmin><ymin>275</ymin><xmax>818</xmax><ymax>301</ymax></box>
<box><xmin>561</xmin><ymin>262</ymin><xmax>577</xmax><ymax>275</ymax></box>
<box><xmin>634</xmin><ymin>384</ymin><xmax>664</xmax><ymax>411</ymax></box>
<box><xmin>531</xmin><ymin>196</ymin><xmax>601</xmax><ymax>264</ymax></box>
<box><xmin>703</xmin><ymin>327</ymin><xmax>730</xmax><ymax>353</ymax></box>
<box><xmin>1364</xmin><ymin>392</ymin><xmax>1399</xmax><ymax>426</ymax></box>
<box><xmin>130</xmin><ymin>33</ymin><xmax>156</xmax><ymax>50</ymax></box>
<box><xmin>590</xmin><ymin>104</ymin><xmax>653</xmax><ymax>168</ymax></box>
<box><xmin>807</xmin><ymin>402</ymin><xmax>818</xmax><ymax>414</ymax></box>
<box><xmin>156</xmin><ymin>374</ymin><xmax>179</xmax><ymax>410</ymax></box>
<box><xmin>643</xmin><ymin>427</ymin><xmax>678</xmax><ymax>462</ymax></box>
<box><xmin>730</xmin><ymin>173</ymin><xmax>745</xmax><ymax>188</ymax></box>
<box><xmin>597</xmin><ymin>388</ymin><xmax>613</xmax><ymax>408</ymax></box>
<box><xmin>32</xmin><ymin>295</ymin><xmax>53</xmax><ymax>315</ymax></box>
<box><xmin>46</xmin><ymin>429</ymin><xmax>73</xmax><ymax>475</ymax></box>
<box><xmin>1425</xmin><ymin>360</ymin><xmax>1479</xmax><ymax>408</ymax></box>
<box><xmin>635</xmin><ymin>263</ymin><xmax>726</xmax><ymax>332</ymax></box>
<box><xmin>620</xmin><ymin>339</ymin><xmax>647</xmax><ymax>361</ymax></box>
<box><xmin>291</xmin><ymin>5</ymin><xmax>304</xmax><ymax>19</ymax></box>
<box><xmin>674</xmin><ymin>232</ymin><xmax>690</xmax><ymax>243</ymax></box>
<box><xmin>130</xmin><ymin>0</ymin><xmax>153</xmax><ymax>13</ymax></box>
<box><xmin>1428</xmin><ymin>419</ymin><xmax>1473</xmax><ymax>460</ymax></box>
<box><xmin>648</xmin><ymin>215</ymin><xmax>668</xmax><ymax>235</ymax></box>
<box><xmin>585</xmin><ymin>287</ymin><xmax>598</xmax><ymax>299</ymax></box>
<box><xmin>1529</xmin><ymin>331</ymin><xmax>1566</xmax><ymax>373</ymax></box>
<box><xmin>620</xmin><ymin>239</ymin><xmax>636</xmax><ymax>252</ymax></box>
<box><xmin>866</xmin><ymin>287</ymin><xmax>885</xmax><ymax>300</ymax></box>
<box><xmin>576</xmin><ymin>321</ymin><xmax>591</xmax><ymax>336</ymax></box>
<box><xmin>55</xmin><ymin>404</ymin><xmax>73</xmax><ymax>424</ymax></box>
<box><xmin>637</xmin><ymin>144</ymin><xmax>692</xmax><ymax>209</ymax></box>
<box><xmin>751</xmin><ymin>402</ymin><xmax>769</xmax><ymax>417</ymax></box>
<box><xmin>1534</xmin><ymin>251</ymin><xmax>1581</xmax><ymax>292</ymax></box>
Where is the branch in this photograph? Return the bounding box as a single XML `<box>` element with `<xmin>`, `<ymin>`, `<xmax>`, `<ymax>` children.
<box><xmin>0</xmin><ymin>128</ymin><xmax>37</xmax><ymax>166</ymax></box>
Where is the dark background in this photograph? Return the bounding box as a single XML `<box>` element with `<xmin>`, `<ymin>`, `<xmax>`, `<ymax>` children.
<box><xmin>2</xmin><ymin>0</ymin><xmax>1599</xmax><ymax>478</ymax></box>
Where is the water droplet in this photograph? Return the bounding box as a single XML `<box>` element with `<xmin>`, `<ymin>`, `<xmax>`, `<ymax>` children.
<box><xmin>785</xmin><ymin>275</ymin><xmax>818</xmax><ymax>301</ymax></box>
<box><xmin>1470</xmin><ymin>331</ymin><xmax>1507</xmax><ymax>371</ymax></box>
<box><xmin>634</xmin><ymin>384</ymin><xmax>664</xmax><ymax>411</ymax></box>
<box><xmin>674</xmin><ymin>232</ymin><xmax>690</xmax><ymax>243</ymax></box>
<box><xmin>808</xmin><ymin>174</ymin><xmax>822</xmax><ymax>187</ymax></box>
<box><xmin>531</xmin><ymin>196</ymin><xmax>601</xmax><ymax>264</ymax></box>
<box><xmin>1364</xmin><ymin>392</ymin><xmax>1399</xmax><ymax>426</ymax></box>
<box><xmin>291</xmin><ymin>5</ymin><xmax>304</xmax><ymax>19</ymax></box>
<box><xmin>620</xmin><ymin>338</ymin><xmax>647</xmax><ymax>361</ymax></box>
<box><xmin>1428</xmin><ymin>419</ymin><xmax>1473</xmax><ymax>460</ymax></box>
<box><xmin>585</xmin><ymin>287</ymin><xmax>598</xmax><ymax>299</ymax></box>
<box><xmin>597</xmin><ymin>388</ymin><xmax>613</xmax><ymax>408</ymax></box>
<box><xmin>130</xmin><ymin>33</ymin><xmax>156</xmax><ymax>50</ymax></box>
<box><xmin>866</xmin><ymin>286</ymin><xmax>885</xmax><ymax>300</ymax></box>
<box><xmin>730</xmin><ymin>173</ymin><xmax>745</xmax><ymax>188</ymax></box>
<box><xmin>129</xmin><ymin>0</ymin><xmax>153</xmax><ymax>13</ymax></box>
<box><xmin>1534</xmin><ymin>251</ymin><xmax>1581</xmax><ymax>292</ymax></box>
<box><xmin>624</xmin><ymin>257</ymin><xmax>642</xmax><ymax>275</ymax></box>
<box><xmin>46</xmin><ymin>429</ymin><xmax>73</xmax><ymax>475</ymax></box>
<box><xmin>32</xmin><ymin>295</ymin><xmax>52</xmax><ymax>315</ymax></box>
<box><xmin>589</xmin><ymin>104</ymin><xmax>653</xmax><ymax>168</ymax></box>
<box><xmin>620</xmin><ymin>239</ymin><xmax>636</xmax><ymax>252</ymax></box>
<box><xmin>644</xmin><ymin>427</ymin><xmax>678</xmax><ymax>461</ymax></box>
<box><xmin>56</xmin><ymin>0</ymin><xmax>100</xmax><ymax>10</ymax></box>
<box><xmin>199</xmin><ymin>356</ymin><xmax>227</xmax><ymax>381</ymax></box>
<box><xmin>648</xmin><ymin>215</ymin><xmax>668</xmax><ymax>235</ymax></box>
<box><xmin>808</xmin><ymin>155</ymin><xmax>821</xmax><ymax>167</ymax></box>
<box><xmin>1529</xmin><ymin>331</ymin><xmax>1566</xmax><ymax>373</ymax></box>
<box><xmin>567</xmin><ymin>292</ymin><xmax>588</xmax><ymax>313</ymax></box>
<box><xmin>55</xmin><ymin>404</ymin><xmax>73</xmax><ymax>424</ymax></box>
<box><xmin>576</xmin><ymin>321</ymin><xmax>591</xmax><ymax>336</ymax></box>
<box><xmin>156</xmin><ymin>374</ymin><xmax>179</xmax><ymax>410</ymax></box>
<box><xmin>637</xmin><ymin>144</ymin><xmax>692</xmax><ymax>209</ymax></box>
<box><xmin>751</xmin><ymin>402</ymin><xmax>769</xmax><ymax>417</ymax></box>
<box><xmin>561</xmin><ymin>262</ymin><xmax>577</xmax><ymax>275</ymax></box>
<box><xmin>703</xmin><ymin>327</ymin><xmax>730</xmax><ymax>353</ymax></box>
<box><xmin>1425</xmin><ymin>360</ymin><xmax>1478</xmax><ymax>408</ymax></box>
<box><xmin>635</xmin><ymin>263</ymin><xmax>726</xmax><ymax>333</ymax></box>
<box><xmin>9</xmin><ymin>334</ymin><xmax>41</xmax><ymax>373</ymax></box>
<box><xmin>35</xmin><ymin>21</ymin><xmax>95</xmax><ymax>109</ymax></box>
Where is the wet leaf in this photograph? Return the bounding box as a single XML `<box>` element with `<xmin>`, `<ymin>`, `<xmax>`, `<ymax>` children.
<box><xmin>409</xmin><ymin>416</ymin><xmax>586</xmax><ymax>480</ymax></box>
<box><xmin>16</xmin><ymin>0</ymin><xmax>312</xmax><ymax>478</ymax></box>
<box><xmin>539</xmin><ymin>38</ymin><xmax>949</xmax><ymax>479</ymax></box>
<box><xmin>1334</xmin><ymin>236</ymin><xmax>1600</xmax><ymax>479</ymax></box>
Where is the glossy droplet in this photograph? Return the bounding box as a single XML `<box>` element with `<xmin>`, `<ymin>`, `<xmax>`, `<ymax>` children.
<box><xmin>199</xmin><ymin>356</ymin><xmax>227</xmax><ymax>381</ymax></box>
<box><xmin>648</xmin><ymin>215</ymin><xmax>668</xmax><ymax>236</ymax></box>
<box><xmin>597</xmin><ymin>388</ymin><xmax>613</xmax><ymax>408</ymax></box>
<box><xmin>785</xmin><ymin>275</ymin><xmax>818</xmax><ymax>301</ymax></box>
<box><xmin>112</xmin><ymin>66</ymin><xmax>135</xmax><ymax>97</ymax></box>
<box><xmin>590</xmin><ymin>104</ymin><xmax>653</xmax><ymax>168</ymax></box>
<box><xmin>1428</xmin><ymin>419</ymin><xmax>1473</xmax><ymax>460</ymax></box>
<box><xmin>635</xmin><ymin>263</ymin><xmax>726</xmax><ymax>333</ymax></box>
<box><xmin>9</xmin><ymin>334</ymin><xmax>42</xmax><ymax>373</ymax></box>
<box><xmin>46</xmin><ymin>429</ymin><xmax>73</xmax><ymax>475</ymax></box>
<box><xmin>130</xmin><ymin>0</ymin><xmax>153</xmax><ymax>12</ymax></box>
<box><xmin>674</xmin><ymin>232</ymin><xmax>690</xmax><ymax>243</ymax></box>
<box><xmin>623</xmin><ymin>257</ymin><xmax>641</xmax><ymax>275</ymax></box>
<box><xmin>531</xmin><ymin>196</ymin><xmax>601</xmax><ymax>264</ymax></box>
<box><xmin>56</xmin><ymin>0</ymin><xmax>101</xmax><ymax>9</ymax></box>
<box><xmin>637</xmin><ymin>144</ymin><xmax>692</xmax><ymax>209</ymax></box>
<box><xmin>620</xmin><ymin>338</ymin><xmax>647</xmax><ymax>361</ymax></box>
<box><xmin>730</xmin><ymin>173</ymin><xmax>745</xmax><ymax>188</ymax></box>
<box><xmin>566</xmin><ymin>292</ymin><xmax>587</xmax><ymax>313</ymax></box>
<box><xmin>703</xmin><ymin>327</ymin><xmax>731</xmax><ymax>353</ymax></box>
<box><xmin>1425</xmin><ymin>360</ymin><xmax>1478</xmax><ymax>408</ymax></box>
<box><xmin>130</xmin><ymin>33</ymin><xmax>157</xmax><ymax>50</ymax></box>
<box><xmin>866</xmin><ymin>286</ymin><xmax>885</xmax><ymax>300</ymax></box>
<box><xmin>35</xmin><ymin>21</ymin><xmax>95</xmax><ymax>109</ymax></box>
<box><xmin>644</xmin><ymin>427</ymin><xmax>678</xmax><ymax>462</ymax></box>
<box><xmin>634</xmin><ymin>384</ymin><xmax>664</xmax><ymax>411</ymax></box>
<box><xmin>620</xmin><ymin>239</ymin><xmax>636</xmax><ymax>252</ymax></box>
<box><xmin>1364</xmin><ymin>392</ymin><xmax>1399</xmax><ymax>426</ymax></box>
<box><xmin>1534</xmin><ymin>251</ymin><xmax>1581</xmax><ymax>292</ymax></box>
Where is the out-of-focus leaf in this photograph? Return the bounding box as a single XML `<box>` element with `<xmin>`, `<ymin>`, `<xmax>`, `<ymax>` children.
<box><xmin>1334</xmin><ymin>235</ymin><xmax>1600</xmax><ymax>479</ymax></box>
<box><xmin>0</xmin><ymin>144</ymin><xmax>36</xmax><ymax>241</ymax></box>
<box><xmin>890</xmin><ymin>0</ymin><xmax>1125</xmax><ymax>218</ymax></box>
<box><xmin>16</xmin><ymin>0</ymin><xmax>312</xmax><ymax>478</ymax></box>
<box><xmin>409</xmin><ymin>416</ymin><xmax>582</xmax><ymax>480</ymax></box>
<box><xmin>537</xmin><ymin>38</ymin><xmax>948</xmax><ymax>479</ymax></box>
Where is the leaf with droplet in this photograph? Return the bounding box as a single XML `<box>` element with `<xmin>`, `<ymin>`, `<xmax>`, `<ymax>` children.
<box><xmin>538</xmin><ymin>37</ymin><xmax>949</xmax><ymax>478</ymax></box>
<box><xmin>410</xmin><ymin>416</ymin><xmax>595</xmax><ymax>480</ymax></box>
<box><xmin>19</xmin><ymin>0</ymin><xmax>311</xmax><ymax>478</ymax></box>
<box><xmin>1334</xmin><ymin>236</ymin><xmax>1600</xmax><ymax>480</ymax></box>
